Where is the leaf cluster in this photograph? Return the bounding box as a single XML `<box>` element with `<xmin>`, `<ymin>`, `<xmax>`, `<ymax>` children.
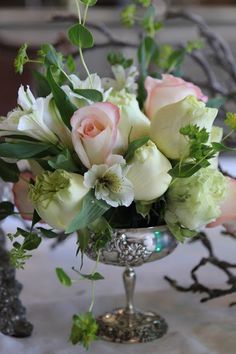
<box><xmin>169</xmin><ymin>124</ymin><xmax>234</xmax><ymax>178</ymax></box>
<box><xmin>70</xmin><ymin>312</ymin><xmax>98</xmax><ymax>349</ymax></box>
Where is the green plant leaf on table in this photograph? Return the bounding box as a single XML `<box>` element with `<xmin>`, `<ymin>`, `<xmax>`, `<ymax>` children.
<box><xmin>70</xmin><ymin>312</ymin><xmax>98</xmax><ymax>348</ymax></box>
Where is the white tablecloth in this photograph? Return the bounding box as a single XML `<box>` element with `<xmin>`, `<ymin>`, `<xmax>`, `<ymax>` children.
<box><xmin>1</xmin><ymin>155</ymin><xmax>236</xmax><ymax>354</ymax></box>
<box><xmin>0</xmin><ymin>223</ymin><xmax>236</xmax><ymax>354</ymax></box>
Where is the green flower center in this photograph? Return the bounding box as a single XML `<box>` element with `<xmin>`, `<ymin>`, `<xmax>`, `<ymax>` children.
<box><xmin>29</xmin><ymin>169</ymin><xmax>70</xmax><ymax>207</ymax></box>
<box><xmin>98</xmin><ymin>172</ymin><xmax>122</xmax><ymax>193</ymax></box>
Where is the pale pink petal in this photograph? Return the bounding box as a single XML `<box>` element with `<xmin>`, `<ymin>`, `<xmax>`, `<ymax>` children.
<box><xmin>207</xmin><ymin>178</ymin><xmax>236</xmax><ymax>228</ymax></box>
<box><xmin>12</xmin><ymin>171</ymin><xmax>35</xmax><ymax>221</ymax></box>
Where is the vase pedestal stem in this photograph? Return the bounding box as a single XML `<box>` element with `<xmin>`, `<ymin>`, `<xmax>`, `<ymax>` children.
<box><xmin>123</xmin><ymin>267</ymin><xmax>136</xmax><ymax>316</ymax></box>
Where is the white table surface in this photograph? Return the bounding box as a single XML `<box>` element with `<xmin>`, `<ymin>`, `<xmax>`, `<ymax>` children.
<box><xmin>0</xmin><ymin>155</ymin><xmax>236</xmax><ymax>354</ymax></box>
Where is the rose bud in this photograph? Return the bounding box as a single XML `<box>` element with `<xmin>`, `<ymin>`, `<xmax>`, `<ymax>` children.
<box><xmin>126</xmin><ymin>140</ymin><xmax>172</xmax><ymax>201</ymax></box>
<box><xmin>144</xmin><ymin>74</ymin><xmax>207</xmax><ymax>119</ymax></box>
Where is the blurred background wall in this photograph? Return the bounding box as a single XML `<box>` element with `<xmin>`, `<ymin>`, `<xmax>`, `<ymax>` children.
<box><xmin>1</xmin><ymin>0</ymin><xmax>236</xmax><ymax>116</ymax></box>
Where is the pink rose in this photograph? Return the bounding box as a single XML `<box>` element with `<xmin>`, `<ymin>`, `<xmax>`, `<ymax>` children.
<box><xmin>144</xmin><ymin>74</ymin><xmax>208</xmax><ymax>119</ymax></box>
<box><xmin>71</xmin><ymin>102</ymin><xmax>120</xmax><ymax>168</ymax></box>
<box><xmin>207</xmin><ymin>177</ymin><xmax>236</xmax><ymax>228</ymax></box>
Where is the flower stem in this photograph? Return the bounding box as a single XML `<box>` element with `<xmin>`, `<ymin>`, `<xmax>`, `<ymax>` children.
<box><xmin>79</xmin><ymin>47</ymin><xmax>93</xmax><ymax>88</ymax></box>
<box><xmin>83</xmin><ymin>4</ymin><xmax>89</xmax><ymax>25</ymax></box>
<box><xmin>75</xmin><ymin>0</ymin><xmax>82</xmax><ymax>24</ymax></box>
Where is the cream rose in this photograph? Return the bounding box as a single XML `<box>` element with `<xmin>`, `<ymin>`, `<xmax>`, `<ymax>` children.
<box><xmin>126</xmin><ymin>140</ymin><xmax>172</xmax><ymax>201</ymax></box>
<box><xmin>144</xmin><ymin>74</ymin><xmax>208</xmax><ymax>119</ymax></box>
<box><xmin>150</xmin><ymin>96</ymin><xmax>218</xmax><ymax>160</ymax></box>
<box><xmin>29</xmin><ymin>170</ymin><xmax>89</xmax><ymax>230</ymax></box>
<box><xmin>71</xmin><ymin>102</ymin><xmax>121</xmax><ymax>168</ymax></box>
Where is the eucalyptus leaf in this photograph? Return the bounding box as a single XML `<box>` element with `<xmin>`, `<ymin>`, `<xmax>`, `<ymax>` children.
<box><xmin>0</xmin><ymin>158</ymin><xmax>20</xmax><ymax>182</ymax></box>
<box><xmin>68</xmin><ymin>24</ymin><xmax>94</xmax><ymax>49</ymax></box>
<box><xmin>56</xmin><ymin>267</ymin><xmax>72</xmax><ymax>287</ymax></box>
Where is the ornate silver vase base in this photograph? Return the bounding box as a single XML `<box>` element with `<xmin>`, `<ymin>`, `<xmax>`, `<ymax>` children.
<box><xmin>97</xmin><ymin>308</ymin><xmax>168</xmax><ymax>343</ymax></box>
<box><xmin>85</xmin><ymin>226</ymin><xmax>178</xmax><ymax>344</ymax></box>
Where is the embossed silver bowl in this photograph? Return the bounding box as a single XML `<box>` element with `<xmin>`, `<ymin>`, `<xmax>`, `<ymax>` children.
<box><xmin>85</xmin><ymin>226</ymin><xmax>178</xmax><ymax>344</ymax></box>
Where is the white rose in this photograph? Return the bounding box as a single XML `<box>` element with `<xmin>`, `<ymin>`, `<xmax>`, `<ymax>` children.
<box><xmin>126</xmin><ymin>140</ymin><xmax>172</xmax><ymax>201</ymax></box>
<box><xmin>108</xmin><ymin>90</ymin><xmax>150</xmax><ymax>153</ymax></box>
<box><xmin>29</xmin><ymin>170</ymin><xmax>89</xmax><ymax>230</ymax></box>
<box><xmin>150</xmin><ymin>95</ymin><xmax>218</xmax><ymax>160</ymax></box>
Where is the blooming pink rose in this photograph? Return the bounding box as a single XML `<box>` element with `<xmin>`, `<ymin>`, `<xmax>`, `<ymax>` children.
<box><xmin>207</xmin><ymin>177</ymin><xmax>236</xmax><ymax>228</ymax></box>
<box><xmin>71</xmin><ymin>102</ymin><xmax>120</xmax><ymax>168</ymax></box>
<box><xmin>144</xmin><ymin>74</ymin><xmax>208</xmax><ymax>119</ymax></box>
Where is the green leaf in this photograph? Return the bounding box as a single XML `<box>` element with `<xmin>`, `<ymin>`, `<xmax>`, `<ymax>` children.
<box><xmin>125</xmin><ymin>136</ymin><xmax>150</xmax><ymax>162</ymax></box>
<box><xmin>47</xmin><ymin>67</ymin><xmax>77</xmax><ymax>130</ymax></box>
<box><xmin>80</xmin><ymin>0</ymin><xmax>97</xmax><ymax>6</ymax></box>
<box><xmin>211</xmin><ymin>142</ymin><xmax>236</xmax><ymax>152</ymax></box>
<box><xmin>77</xmin><ymin>229</ymin><xmax>90</xmax><ymax>254</ymax></box>
<box><xmin>22</xmin><ymin>233</ymin><xmax>42</xmax><ymax>251</ymax></box>
<box><xmin>38</xmin><ymin>44</ymin><xmax>63</xmax><ymax>69</ymax></box>
<box><xmin>66</xmin><ymin>55</ymin><xmax>76</xmax><ymax>73</ymax></box>
<box><xmin>0</xmin><ymin>202</ymin><xmax>15</xmax><ymax>221</ymax></box>
<box><xmin>66</xmin><ymin>191</ymin><xmax>110</xmax><ymax>234</ymax></box>
<box><xmin>206</xmin><ymin>97</ymin><xmax>226</xmax><ymax>109</ymax></box>
<box><xmin>73</xmin><ymin>89</ymin><xmax>103</xmax><ymax>102</ymax></box>
<box><xmin>225</xmin><ymin>112</ymin><xmax>236</xmax><ymax>130</ymax></box>
<box><xmin>37</xmin><ymin>227</ymin><xmax>59</xmax><ymax>239</ymax></box>
<box><xmin>69</xmin><ymin>312</ymin><xmax>98</xmax><ymax>348</ymax></box>
<box><xmin>48</xmin><ymin>149</ymin><xmax>79</xmax><ymax>172</ymax></box>
<box><xmin>68</xmin><ymin>24</ymin><xmax>94</xmax><ymax>49</ymax></box>
<box><xmin>167</xmin><ymin>222</ymin><xmax>197</xmax><ymax>243</ymax></box>
<box><xmin>14</xmin><ymin>43</ymin><xmax>28</xmax><ymax>74</ymax></box>
<box><xmin>32</xmin><ymin>70</ymin><xmax>51</xmax><ymax>97</ymax></box>
<box><xmin>9</xmin><ymin>247</ymin><xmax>32</xmax><ymax>269</ymax></box>
<box><xmin>168</xmin><ymin>162</ymin><xmax>208</xmax><ymax>178</ymax></box>
<box><xmin>0</xmin><ymin>158</ymin><xmax>20</xmax><ymax>182</ymax></box>
<box><xmin>0</xmin><ymin>141</ymin><xmax>58</xmax><ymax>159</ymax></box>
<box><xmin>166</xmin><ymin>49</ymin><xmax>185</xmax><ymax>72</ymax></box>
<box><xmin>31</xmin><ymin>209</ymin><xmax>41</xmax><ymax>230</ymax></box>
<box><xmin>56</xmin><ymin>267</ymin><xmax>72</xmax><ymax>287</ymax></box>
<box><xmin>79</xmin><ymin>272</ymin><xmax>104</xmax><ymax>281</ymax></box>
<box><xmin>107</xmin><ymin>52</ymin><xmax>133</xmax><ymax>69</ymax></box>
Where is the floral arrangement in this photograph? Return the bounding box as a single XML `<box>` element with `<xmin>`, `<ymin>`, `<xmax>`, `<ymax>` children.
<box><xmin>0</xmin><ymin>0</ymin><xmax>236</xmax><ymax>349</ymax></box>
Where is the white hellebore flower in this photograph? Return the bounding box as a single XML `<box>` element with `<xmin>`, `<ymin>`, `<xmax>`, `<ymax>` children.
<box><xmin>108</xmin><ymin>90</ymin><xmax>150</xmax><ymax>153</ymax></box>
<box><xmin>126</xmin><ymin>140</ymin><xmax>172</xmax><ymax>201</ymax></box>
<box><xmin>150</xmin><ymin>95</ymin><xmax>218</xmax><ymax>160</ymax></box>
<box><xmin>29</xmin><ymin>170</ymin><xmax>89</xmax><ymax>230</ymax></box>
<box><xmin>0</xmin><ymin>86</ymin><xmax>58</xmax><ymax>144</ymax></box>
<box><xmin>84</xmin><ymin>164</ymin><xmax>134</xmax><ymax>207</ymax></box>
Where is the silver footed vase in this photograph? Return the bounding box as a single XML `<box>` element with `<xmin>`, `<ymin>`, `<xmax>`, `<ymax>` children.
<box><xmin>85</xmin><ymin>225</ymin><xmax>178</xmax><ymax>343</ymax></box>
